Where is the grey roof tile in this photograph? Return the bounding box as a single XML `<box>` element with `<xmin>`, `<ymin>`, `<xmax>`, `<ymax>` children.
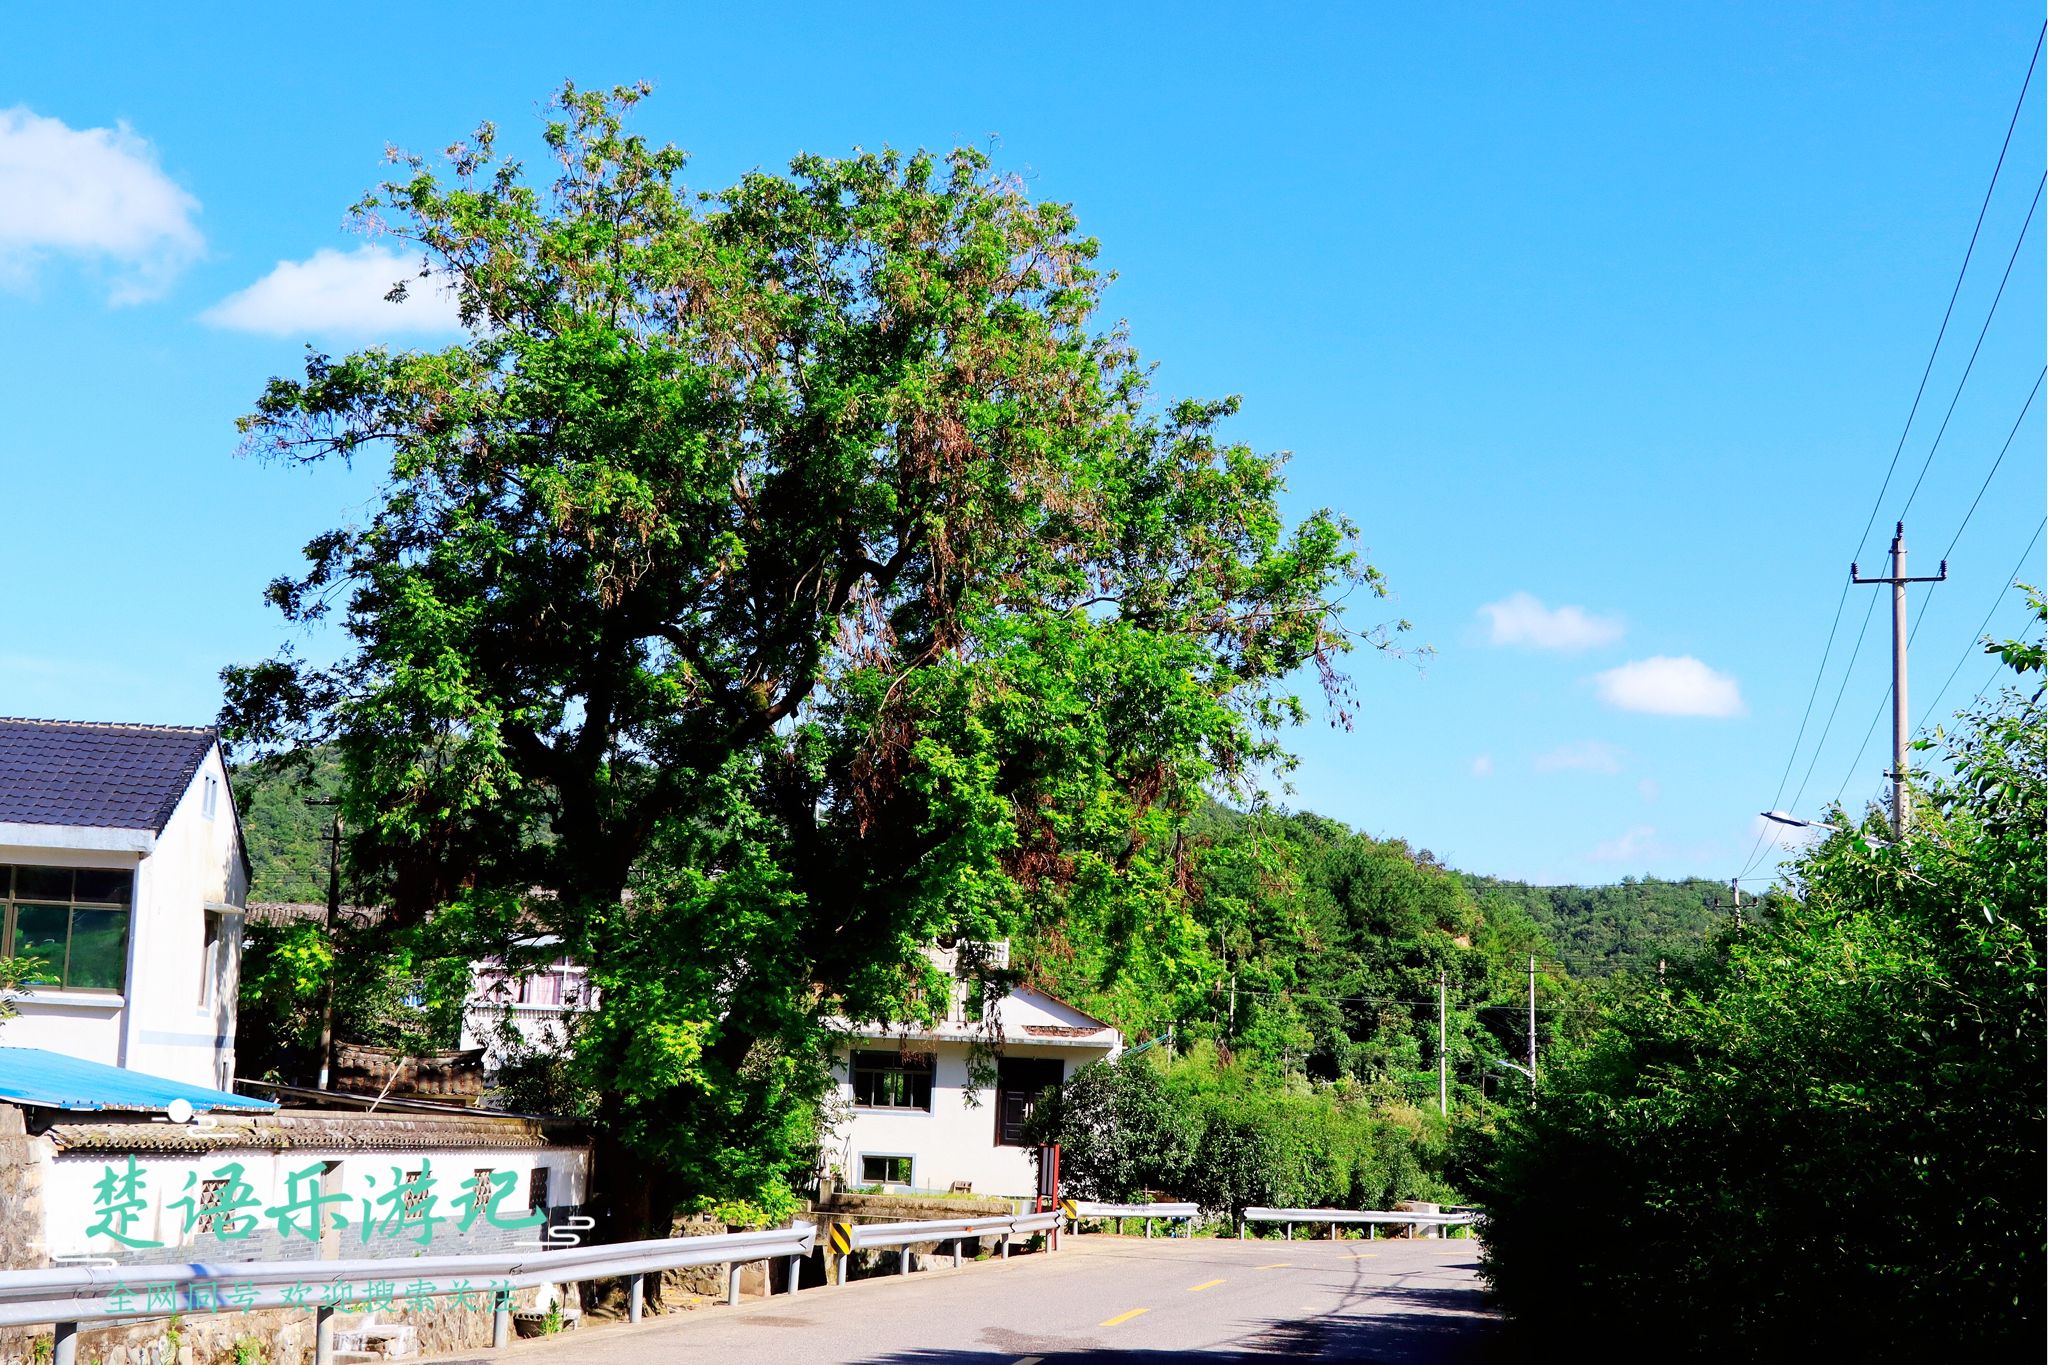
<box><xmin>0</xmin><ymin>718</ymin><xmax>217</xmax><ymax>832</ymax></box>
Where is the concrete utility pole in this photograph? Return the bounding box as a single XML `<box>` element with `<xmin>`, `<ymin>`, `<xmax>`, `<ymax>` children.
<box><xmin>1526</xmin><ymin>955</ymin><xmax>1537</xmax><ymax>1088</ymax></box>
<box><xmin>1437</xmin><ymin>969</ymin><xmax>1448</xmax><ymax>1116</ymax></box>
<box><xmin>1853</xmin><ymin>522</ymin><xmax>1947</xmax><ymax>838</ymax></box>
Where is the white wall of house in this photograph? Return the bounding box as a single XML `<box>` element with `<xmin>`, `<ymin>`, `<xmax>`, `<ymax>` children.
<box><xmin>3</xmin><ymin>745</ymin><xmax>247</xmax><ymax>1089</ymax></box>
<box><xmin>829</xmin><ymin>987</ymin><xmax>1120</xmax><ymax>1199</ymax></box>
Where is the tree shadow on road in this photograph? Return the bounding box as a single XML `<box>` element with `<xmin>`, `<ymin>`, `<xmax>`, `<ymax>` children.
<box><xmin>853</xmin><ymin>1276</ymin><xmax>1505</xmax><ymax>1364</ymax></box>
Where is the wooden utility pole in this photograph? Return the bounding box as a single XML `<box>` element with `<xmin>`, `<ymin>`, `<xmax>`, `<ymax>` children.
<box><xmin>1853</xmin><ymin>522</ymin><xmax>1947</xmax><ymax>837</ymax></box>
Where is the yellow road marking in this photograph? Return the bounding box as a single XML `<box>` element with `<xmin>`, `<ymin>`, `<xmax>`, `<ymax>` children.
<box><xmin>1254</xmin><ymin>1261</ymin><xmax>1290</xmax><ymax>1270</ymax></box>
<box><xmin>1100</xmin><ymin>1308</ymin><xmax>1150</xmax><ymax>1327</ymax></box>
<box><xmin>1344</xmin><ymin>1252</ymin><xmax>1380</xmax><ymax>1259</ymax></box>
<box><xmin>1187</xmin><ymin>1278</ymin><xmax>1225</xmax><ymax>1292</ymax></box>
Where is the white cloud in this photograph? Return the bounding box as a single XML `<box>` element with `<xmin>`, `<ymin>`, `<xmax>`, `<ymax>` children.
<box><xmin>1588</xmin><ymin>824</ymin><xmax>1658</xmax><ymax>864</ymax></box>
<box><xmin>203</xmin><ymin>245</ymin><xmax>462</xmax><ymax>337</ymax></box>
<box><xmin>1478</xmin><ymin>591</ymin><xmax>1624</xmax><ymax>651</ymax></box>
<box><xmin>1533</xmin><ymin>740</ymin><xmax>1625</xmax><ymax>775</ymax></box>
<box><xmin>0</xmin><ymin>107</ymin><xmax>202</xmax><ymax>303</ymax></box>
<box><xmin>1594</xmin><ymin>655</ymin><xmax>1745</xmax><ymax>717</ymax></box>
<box><xmin>1470</xmin><ymin>754</ymin><xmax>1494</xmax><ymax>778</ymax></box>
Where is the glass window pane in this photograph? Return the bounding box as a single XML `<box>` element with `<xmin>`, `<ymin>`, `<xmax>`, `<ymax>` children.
<box><xmin>65</xmin><ymin>910</ymin><xmax>127</xmax><ymax>990</ymax></box>
<box><xmin>12</xmin><ymin>905</ymin><xmax>68</xmax><ymax>985</ymax></box>
<box><xmin>14</xmin><ymin>867</ymin><xmax>71</xmax><ymax>901</ymax></box>
<box><xmin>0</xmin><ymin>866</ymin><xmax>11</xmax><ymax>898</ymax></box>
<box><xmin>72</xmin><ymin>870</ymin><xmax>133</xmax><ymax>906</ymax></box>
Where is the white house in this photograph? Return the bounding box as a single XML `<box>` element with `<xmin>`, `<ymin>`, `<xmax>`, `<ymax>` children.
<box><xmin>0</xmin><ymin>718</ymin><xmax>248</xmax><ymax>1089</ymax></box>
<box><xmin>828</xmin><ymin>944</ymin><xmax>1121</xmax><ymax>1198</ymax></box>
<box><xmin>459</xmin><ymin>940</ymin><xmax>598</xmax><ymax>1077</ymax></box>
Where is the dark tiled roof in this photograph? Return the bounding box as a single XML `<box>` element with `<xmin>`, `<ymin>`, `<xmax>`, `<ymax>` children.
<box><xmin>0</xmin><ymin>718</ymin><xmax>217</xmax><ymax>832</ymax></box>
<box><xmin>1022</xmin><ymin>1024</ymin><xmax>1109</xmax><ymax>1038</ymax></box>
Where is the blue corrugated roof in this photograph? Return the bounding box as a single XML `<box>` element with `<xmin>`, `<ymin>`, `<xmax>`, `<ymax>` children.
<box><xmin>0</xmin><ymin>1047</ymin><xmax>277</xmax><ymax>1114</ymax></box>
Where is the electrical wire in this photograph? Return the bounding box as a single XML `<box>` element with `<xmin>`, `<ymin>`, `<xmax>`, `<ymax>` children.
<box><xmin>1850</xmin><ymin>21</ymin><xmax>2043</xmax><ymax>564</ymax></box>
<box><xmin>1893</xmin><ymin>172</ymin><xmax>2045</xmax><ymax>524</ymax></box>
<box><xmin>1911</xmin><ymin>517</ymin><xmax>2045</xmax><ymax>736</ymax></box>
<box><xmin>1744</xmin><ymin>24</ymin><xmax>2045</xmax><ymax>867</ymax></box>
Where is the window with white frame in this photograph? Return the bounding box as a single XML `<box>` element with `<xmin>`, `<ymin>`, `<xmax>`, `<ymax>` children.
<box><xmin>859</xmin><ymin>1154</ymin><xmax>913</xmax><ymax>1186</ymax></box>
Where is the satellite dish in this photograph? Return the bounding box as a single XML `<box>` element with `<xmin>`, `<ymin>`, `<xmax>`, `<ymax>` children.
<box><xmin>165</xmin><ymin>1098</ymin><xmax>195</xmax><ymax>1125</ymax></box>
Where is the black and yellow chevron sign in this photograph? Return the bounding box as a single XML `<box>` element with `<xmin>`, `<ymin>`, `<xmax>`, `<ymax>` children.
<box><xmin>828</xmin><ymin>1223</ymin><xmax>852</xmax><ymax>1256</ymax></box>
<box><xmin>1060</xmin><ymin>1199</ymin><xmax>1078</xmax><ymax>1219</ymax></box>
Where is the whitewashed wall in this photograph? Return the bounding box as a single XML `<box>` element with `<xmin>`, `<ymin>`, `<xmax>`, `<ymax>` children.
<box><xmin>40</xmin><ymin>1142</ymin><xmax>590</xmax><ymax>1262</ymax></box>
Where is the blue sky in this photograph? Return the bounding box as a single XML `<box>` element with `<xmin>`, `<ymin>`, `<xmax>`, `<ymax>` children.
<box><xmin>1</xmin><ymin>4</ymin><xmax>2041</xmax><ymax>886</ymax></box>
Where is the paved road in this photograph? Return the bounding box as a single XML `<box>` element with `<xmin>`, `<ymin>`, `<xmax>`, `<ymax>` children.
<box><xmin>429</xmin><ymin>1233</ymin><xmax>1500</xmax><ymax>1363</ymax></box>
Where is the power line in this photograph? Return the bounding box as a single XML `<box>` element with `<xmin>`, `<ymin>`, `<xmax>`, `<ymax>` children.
<box><xmin>1939</xmin><ymin>368</ymin><xmax>2045</xmax><ymax>565</ymax></box>
<box><xmin>1741</xmin><ymin>25</ymin><xmax>2043</xmax><ymax>871</ymax></box>
<box><xmin>1834</xmin><ymin>518</ymin><xmax>2044</xmax><ymax>806</ymax></box>
<box><xmin>1893</xmin><ymin>172</ymin><xmax>2045</xmax><ymax>524</ymax></box>
<box><xmin>1785</xmin><ymin>590</ymin><xmax>1882</xmax><ymax>816</ymax></box>
<box><xmin>1911</xmin><ymin>517</ymin><xmax>2045</xmax><ymax>735</ymax></box>
<box><xmin>1850</xmin><ymin>21</ymin><xmax>2044</xmax><ymax>564</ymax></box>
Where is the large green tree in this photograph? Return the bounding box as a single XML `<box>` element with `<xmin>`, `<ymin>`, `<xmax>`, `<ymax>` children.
<box><xmin>221</xmin><ymin>84</ymin><xmax>1393</xmax><ymax>1218</ymax></box>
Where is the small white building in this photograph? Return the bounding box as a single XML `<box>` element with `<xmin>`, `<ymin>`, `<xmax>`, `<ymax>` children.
<box><xmin>828</xmin><ymin>945</ymin><xmax>1120</xmax><ymax>1198</ymax></box>
<box><xmin>459</xmin><ymin>942</ymin><xmax>597</xmax><ymax>1077</ymax></box>
<box><xmin>0</xmin><ymin>719</ymin><xmax>248</xmax><ymax>1090</ymax></box>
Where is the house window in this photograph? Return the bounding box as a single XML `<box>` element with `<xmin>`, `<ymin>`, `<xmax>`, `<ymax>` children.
<box><xmin>860</xmin><ymin>1154</ymin><xmax>913</xmax><ymax>1186</ymax></box>
<box><xmin>402</xmin><ymin>1171</ymin><xmax>432</xmax><ymax>1217</ymax></box>
<box><xmin>0</xmin><ymin>865</ymin><xmax>133</xmax><ymax>993</ymax></box>
<box><xmin>995</xmin><ymin>1057</ymin><xmax>1064</xmax><ymax>1147</ymax></box>
<box><xmin>202</xmin><ymin>775</ymin><xmax>219</xmax><ymax>820</ymax></box>
<box><xmin>471</xmin><ymin>1169</ymin><xmax>496</xmax><ymax>1213</ymax></box>
<box><xmin>851</xmin><ymin>1050</ymin><xmax>933</xmax><ymax>1110</ymax></box>
<box><xmin>528</xmin><ymin>1166</ymin><xmax>551</xmax><ymax>1216</ymax></box>
<box><xmin>199</xmin><ymin>912</ymin><xmax>223</xmax><ymax>1007</ymax></box>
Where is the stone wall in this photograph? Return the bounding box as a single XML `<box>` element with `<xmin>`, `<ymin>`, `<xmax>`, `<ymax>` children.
<box><xmin>0</xmin><ymin>1106</ymin><xmax>45</xmax><ymax>1272</ymax></box>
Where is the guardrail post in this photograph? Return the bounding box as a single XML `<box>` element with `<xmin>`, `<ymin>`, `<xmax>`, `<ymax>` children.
<box><xmin>726</xmin><ymin>1263</ymin><xmax>742</xmax><ymax>1306</ymax></box>
<box><xmin>490</xmin><ymin>1302</ymin><xmax>509</xmax><ymax>1350</ymax></box>
<box><xmin>898</xmin><ymin>1246</ymin><xmax>911</xmax><ymax>1276</ymax></box>
<box><xmin>318</xmin><ymin>1303</ymin><xmax>338</xmax><ymax>1363</ymax></box>
<box><xmin>51</xmin><ymin>1322</ymin><xmax>77</xmax><ymax>1365</ymax></box>
<box><xmin>627</xmin><ymin>1272</ymin><xmax>644</xmax><ymax>1323</ymax></box>
<box><xmin>1144</xmin><ymin>1217</ymin><xmax>1152</xmax><ymax>1238</ymax></box>
<box><xmin>1001</xmin><ymin>1230</ymin><xmax>1011</xmax><ymax>1260</ymax></box>
<box><xmin>952</xmin><ymin>1237</ymin><xmax>963</xmax><ymax>1269</ymax></box>
<box><xmin>788</xmin><ymin>1252</ymin><xmax>803</xmax><ymax>1294</ymax></box>
<box><xmin>1237</xmin><ymin>1218</ymin><xmax>1245</xmax><ymax>1241</ymax></box>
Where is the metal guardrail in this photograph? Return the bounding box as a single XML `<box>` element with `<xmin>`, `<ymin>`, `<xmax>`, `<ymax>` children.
<box><xmin>1240</xmin><ymin>1206</ymin><xmax>1479</xmax><ymax>1240</ymax></box>
<box><xmin>1</xmin><ymin>1222</ymin><xmax>817</xmax><ymax>1364</ymax></box>
<box><xmin>0</xmin><ymin>1206</ymin><xmax>1078</xmax><ymax>1363</ymax></box>
<box><xmin>1066</xmin><ymin>1200</ymin><xmax>1200</xmax><ymax>1237</ymax></box>
<box><xmin>828</xmin><ymin>1209</ymin><xmax>1066</xmax><ymax>1273</ymax></box>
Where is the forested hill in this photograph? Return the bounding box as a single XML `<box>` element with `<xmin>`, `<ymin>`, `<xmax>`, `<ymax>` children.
<box><xmin>230</xmin><ymin>751</ymin><xmax>342</xmax><ymax>903</ymax></box>
<box><xmin>1461</xmin><ymin>874</ymin><xmax>1738</xmax><ymax>976</ymax></box>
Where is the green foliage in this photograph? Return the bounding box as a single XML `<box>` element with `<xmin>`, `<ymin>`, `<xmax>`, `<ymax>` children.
<box><xmin>229</xmin><ymin>749</ymin><xmax>342</xmax><ymax>903</ymax></box>
<box><xmin>218</xmin><ymin>83</ymin><xmax>1383</xmax><ymax>1219</ymax></box>
<box><xmin>0</xmin><ymin>954</ymin><xmax>45</xmax><ymax>1029</ymax></box>
<box><xmin>1027</xmin><ymin>805</ymin><xmax>1569</xmax><ymax>1110</ymax></box>
<box><xmin>1462</xmin><ymin>873</ymin><xmax>1747</xmax><ymax>976</ymax></box>
<box><xmin>1029</xmin><ymin>1044</ymin><xmax>1455</xmax><ymax>1218</ymax></box>
<box><xmin>1021</xmin><ymin>1052</ymin><xmax>1196</xmax><ymax>1200</ymax></box>
<box><xmin>1473</xmin><ymin>610</ymin><xmax>2046</xmax><ymax>1359</ymax></box>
